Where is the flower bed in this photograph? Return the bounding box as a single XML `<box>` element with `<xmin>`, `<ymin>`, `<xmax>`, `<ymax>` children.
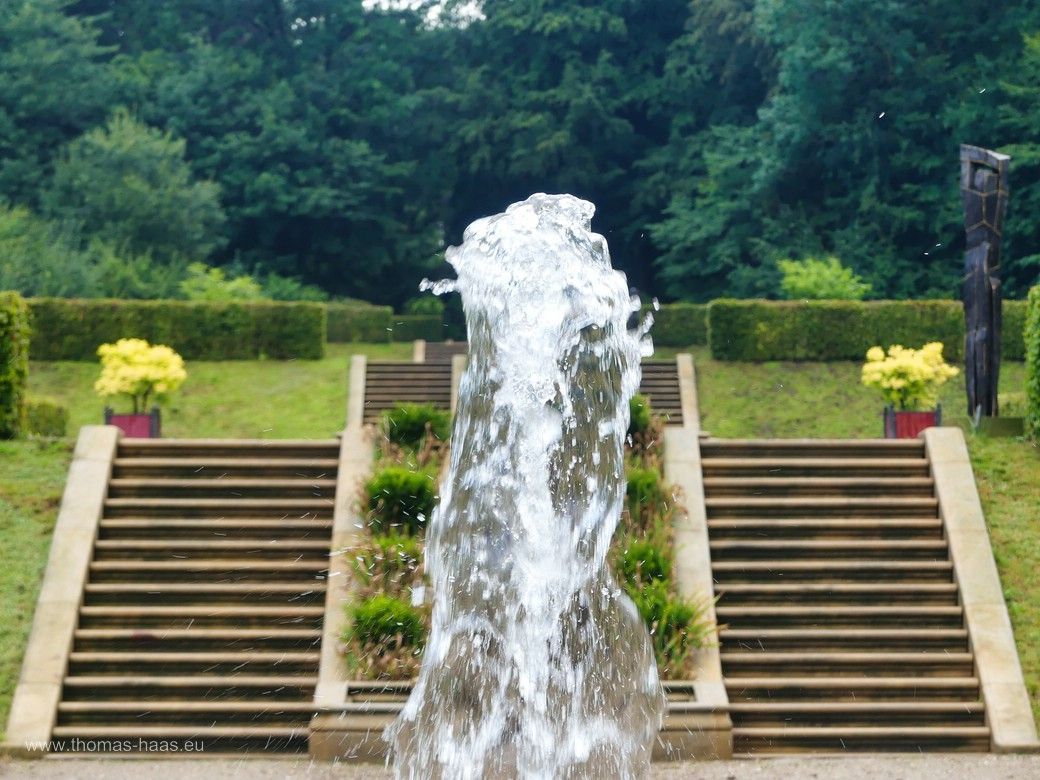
<box><xmin>341</xmin><ymin>395</ymin><xmax>712</xmax><ymax>681</ymax></box>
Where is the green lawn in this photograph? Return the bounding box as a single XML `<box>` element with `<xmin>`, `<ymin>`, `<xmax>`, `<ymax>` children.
<box><xmin>2</xmin><ymin>343</ymin><xmax>1038</xmax><ymax>734</ymax></box>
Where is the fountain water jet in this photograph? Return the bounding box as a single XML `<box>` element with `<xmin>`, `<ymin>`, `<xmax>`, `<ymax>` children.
<box><xmin>387</xmin><ymin>193</ymin><xmax>666</xmax><ymax>779</ymax></box>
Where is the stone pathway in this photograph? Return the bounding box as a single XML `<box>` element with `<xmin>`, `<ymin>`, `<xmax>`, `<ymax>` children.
<box><xmin>4</xmin><ymin>755</ymin><xmax>1040</xmax><ymax>779</ymax></box>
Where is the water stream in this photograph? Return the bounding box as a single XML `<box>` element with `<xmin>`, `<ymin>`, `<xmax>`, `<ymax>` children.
<box><xmin>387</xmin><ymin>193</ymin><xmax>665</xmax><ymax>779</ymax></box>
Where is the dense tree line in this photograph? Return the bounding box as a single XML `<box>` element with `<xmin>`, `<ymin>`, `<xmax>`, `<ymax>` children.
<box><xmin>1</xmin><ymin>0</ymin><xmax>1039</xmax><ymax>306</ymax></box>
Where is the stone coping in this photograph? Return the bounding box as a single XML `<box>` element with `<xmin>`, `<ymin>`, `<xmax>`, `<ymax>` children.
<box><xmin>3</xmin><ymin>426</ymin><xmax>121</xmax><ymax>758</ymax></box>
<box><xmin>924</xmin><ymin>427</ymin><xmax>1039</xmax><ymax>753</ymax></box>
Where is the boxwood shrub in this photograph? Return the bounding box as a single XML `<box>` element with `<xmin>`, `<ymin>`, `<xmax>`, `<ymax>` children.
<box><xmin>365</xmin><ymin>466</ymin><xmax>438</xmax><ymax>535</ymax></box>
<box><xmin>708</xmin><ymin>299</ymin><xmax>1030</xmax><ymax>362</ymax></box>
<box><xmin>28</xmin><ymin>298</ymin><xmax>325</xmax><ymax>360</ymax></box>
<box><xmin>651</xmin><ymin>302</ymin><xmax>708</xmax><ymax>346</ymax></box>
<box><xmin>24</xmin><ymin>397</ymin><xmax>68</xmax><ymax>438</ymax></box>
<box><xmin>382</xmin><ymin>403</ymin><xmax>452</xmax><ymax>449</ymax></box>
<box><xmin>1026</xmin><ymin>287</ymin><xmax>1040</xmax><ymax>439</ymax></box>
<box><xmin>0</xmin><ymin>291</ymin><xmax>30</xmax><ymax>438</ymax></box>
<box><xmin>327</xmin><ymin>302</ymin><xmax>393</xmax><ymax>342</ymax></box>
<box><xmin>388</xmin><ymin>314</ymin><xmax>442</xmax><ymax>342</ymax></box>
<box><xmin>349</xmin><ymin>595</ymin><xmax>426</xmax><ymax>649</ymax></box>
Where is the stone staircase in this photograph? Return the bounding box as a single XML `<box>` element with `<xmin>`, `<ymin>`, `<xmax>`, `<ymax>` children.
<box><xmin>702</xmin><ymin>438</ymin><xmax>991</xmax><ymax>753</ymax></box>
<box><xmin>53</xmin><ymin>438</ymin><xmax>338</xmax><ymax>753</ymax></box>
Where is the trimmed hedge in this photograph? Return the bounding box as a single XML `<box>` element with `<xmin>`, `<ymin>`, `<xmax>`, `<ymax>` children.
<box><xmin>327</xmin><ymin>302</ymin><xmax>393</xmax><ymax>343</ymax></box>
<box><xmin>708</xmin><ymin>299</ymin><xmax>1029</xmax><ymax>362</ymax></box>
<box><xmin>28</xmin><ymin>298</ymin><xmax>325</xmax><ymax>361</ymax></box>
<box><xmin>1026</xmin><ymin>287</ymin><xmax>1040</xmax><ymax>439</ymax></box>
<box><xmin>0</xmin><ymin>291</ymin><xmax>30</xmax><ymax>438</ymax></box>
<box><xmin>388</xmin><ymin>314</ymin><xmax>442</xmax><ymax>342</ymax></box>
<box><xmin>25</xmin><ymin>397</ymin><xmax>68</xmax><ymax>437</ymax></box>
<box><xmin>651</xmin><ymin>303</ymin><xmax>708</xmax><ymax>346</ymax></box>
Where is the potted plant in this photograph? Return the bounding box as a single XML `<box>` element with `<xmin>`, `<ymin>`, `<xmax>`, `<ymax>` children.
<box><xmin>862</xmin><ymin>342</ymin><xmax>958</xmax><ymax>439</ymax></box>
<box><xmin>95</xmin><ymin>338</ymin><xmax>186</xmax><ymax>438</ymax></box>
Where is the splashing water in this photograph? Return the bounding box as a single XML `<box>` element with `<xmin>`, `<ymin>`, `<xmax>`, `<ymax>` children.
<box><xmin>388</xmin><ymin>193</ymin><xmax>666</xmax><ymax>778</ymax></box>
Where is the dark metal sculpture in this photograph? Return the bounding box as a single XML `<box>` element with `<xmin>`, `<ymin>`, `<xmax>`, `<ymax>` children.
<box><xmin>960</xmin><ymin>144</ymin><xmax>1010</xmax><ymax>419</ymax></box>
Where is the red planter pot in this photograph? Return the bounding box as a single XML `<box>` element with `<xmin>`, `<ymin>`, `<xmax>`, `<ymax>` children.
<box><xmin>104</xmin><ymin>407</ymin><xmax>161</xmax><ymax>438</ymax></box>
<box><xmin>883</xmin><ymin>405</ymin><xmax>941</xmax><ymax>439</ymax></box>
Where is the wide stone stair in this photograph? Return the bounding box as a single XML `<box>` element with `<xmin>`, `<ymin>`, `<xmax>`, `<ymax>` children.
<box><xmin>53</xmin><ymin>438</ymin><xmax>338</xmax><ymax>753</ymax></box>
<box><xmin>702</xmin><ymin>438</ymin><xmax>990</xmax><ymax>753</ymax></box>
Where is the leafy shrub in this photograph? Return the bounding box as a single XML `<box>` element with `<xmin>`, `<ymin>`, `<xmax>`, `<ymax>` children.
<box><xmin>27</xmin><ymin>298</ymin><xmax>325</xmax><ymax>360</ymax></box>
<box><xmin>650</xmin><ymin>302</ymin><xmax>708</xmax><ymax>346</ymax></box>
<box><xmin>388</xmin><ymin>314</ymin><xmax>441</xmax><ymax>341</ymax></box>
<box><xmin>260</xmin><ymin>272</ymin><xmax>328</xmax><ymax>302</ymax></box>
<box><xmin>179</xmin><ymin>262</ymin><xmax>265</xmax><ymax>301</ymax></box>
<box><xmin>348</xmin><ymin>595</ymin><xmax>426</xmax><ymax>649</ymax></box>
<box><xmin>709</xmin><ymin>299</ymin><xmax>969</xmax><ymax>362</ymax></box>
<box><xmin>351</xmin><ymin>534</ymin><xmax>424</xmax><ymax>597</ymax></box>
<box><xmin>24</xmin><ymin>397</ymin><xmax>68</xmax><ymax>438</ymax></box>
<box><xmin>404</xmin><ymin>296</ymin><xmax>445</xmax><ymax>316</ymax></box>
<box><xmin>326</xmin><ymin>302</ymin><xmax>393</xmax><ymax>342</ymax></box>
<box><xmin>365</xmin><ymin>466</ymin><xmax>438</xmax><ymax>535</ymax></box>
<box><xmin>778</xmin><ymin>256</ymin><xmax>871</xmax><ymax>300</ymax></box>
<box><xmin>617</xmin><ymin>539</ymin><xmax>672</xmax><ymax>587</ymax></box>
<box><xmin>1026</xmin><ymin>286</ymin><xmax>1040</xmax><ymax>439</ymax></box>
<box><xmin>998</xmin><ymin>392</ymin><xmax>1027</xmax><ymax>418</ymax></box>
<box><xmin>861</xmin><ymin>342</ymin><xmax>959</xmax><ymax>411</ymax></box>
<box><xmin>627</xmin><ymin>580</ymin><xmax>714</xmax><ymax>675</ymax></box>
<box><xmin>626</xmin><ymin>467</ymin><xmax>668</xmax><ymax>528</ymax></box>
<box><xmin>0</xmin><ymin>291</ymin><xmax>30</xmax><ymax>439</ymax></box>
<box><xmin>382</xmin><ymin>403</ymin><xmax>452</xmax><ymax>449</ymax></box>
<box><xmin>628</xmin><ymin>393</ymin><xmax>652</xmax><ymax>435</ymax></box>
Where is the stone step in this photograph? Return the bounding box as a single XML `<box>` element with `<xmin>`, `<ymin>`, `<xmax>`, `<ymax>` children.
<box><xmin>112</xmin><ymin>457</ymin><xmax>339</xmax><ymax>479</ymax></box>
<box><xmin>720</xmin><ymin>628</ymin><xmax>969</xmax><ymax>653</ymax></box>
<box><xmin>713</xmin><ymin>582</ymin><xmax>958</xmax><ymax>606</ymax></box>
<box><xmin>56</xmin><ymin>700</ymin><xmax>316</xmax><ymax>726</ymax></box>
<box><xmin>720</xmin><ymin>652</ymin><xmax>975</xmax><ymax>677</ymax></box>
<box><xmin>701</xmin><ymin>457</ymin><xmax>931</xmax><ymax>478</ymax></box>
<box><xmin>98</xmin><ymin>517</ymin><xmax>333</xmax><ymax>540</ymax></box>
<box><xmin>61</xmin><ymin>675</ymin><xmax>317</xmax><ymax>701</ymax></box>
<box><xmin>77</xmin><ymin>605</ymin><xmax>324</xmax><ymax>629</ymax></box>
<box><xmin>107</xmin><ymin>478</ymin><xmax>337</xmax><ymax>500</ymax></box>
<box><xmin>703</xmin><ymin>477</ymin><xmax>935</xmax><ymax>498</ymax></box>
<box><xmin>92</xmin><ymin>539</ymin><xmax>330</xmax><ymax>561</ymax></box>
<box><xmin>73</xmin><ymin>628</ymin><xmax>321</xmax><ymax>653</ymax></box>
<box><xmin>728</xmin><ymin>701</ymin><xmax>985</xmax><ymax>727</ymax></box>
<box><xmin>712</xmin><ymin>560</ymin><xmax>954</xmax><ymax>583</ymax></box>
<box><xmin>706</xmin><ymin>496</ymin><xmax>938</xmax><ymax>518</ymax></box>
<box><xmin>103</xmin><ymin>498</ymin><xmax>333</xmax><ymax>519</ymax></box>
<box><xmin>67</xmin><ymin>651</ymin><xmax>319</xmax><ymax>676</ymax></box>
<box><xmin>88</xmin><ymin>560</ymin><xmax>327</xmax><ymax>583</ymax></box>
<box><xmin>83</xmin><ymin>582</ymin><xmax>326</xmax><ymax>606</ymax></box>
<box><xmin>725</xmin><ymin>676</ymin><xmax>981</xmax><ymax>702</ymax></box>
<box><xmin>732</xmin><ymin>726</ymin><xmax>991</xmax><ymax>753</ymax></box>
<box><xmin>716</xmin><ymin>605</ymin><xmax>964</xmax><ymax>629</ymax></box>
<box><xmin>117</xmin><ymin>439</ymin><xmax>339</xmax><ymax>459</ymax></box>
<box><xmin>700</xmin><ymin>439</ymin><xmax>925</xmax><ymax>460</ymax></box>
<box><xmin>709</xmin><ymin>538</ymin><xmax>949</xmax><ymax>560</ymax></box>
<box><xmin>707</xmin><ymin>518</ymin><xmax>943</xmax><ymax>539</ymax></box>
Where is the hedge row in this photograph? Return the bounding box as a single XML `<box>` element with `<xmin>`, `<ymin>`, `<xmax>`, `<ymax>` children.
<box><xmin>327</xmin><ymin>302</ymin><xmax>394</xmax><ymax>342</ymax></box>
<box><xmin>1026</xmin><ymin>287</ymin><xmax>1040</xmax><ymax>439</ymax></box>
<box><xmin>0</xmin><ymin>291</ymin><xmax>30</xmax><ymax>438</ymax></box>
<box><xmin>651</xmin><ymin>303</ymin><xmax>708</xmax><ymax>347</ymax></box>
<box><xmin>28</xmin><ymin>298</ymin><xmax>326</xmax><ymax>361</ymax></box>
<box><xmin>708</xmin><ymin>299</ymin><xmax>1029</xmax><ymax>362</ymax></box>
<box><xmin>388</xmin><ymin>314</ymin><xmax>442</xmax><ymax>342</ymax></box>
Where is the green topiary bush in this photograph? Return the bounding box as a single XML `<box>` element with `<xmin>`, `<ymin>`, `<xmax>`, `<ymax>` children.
<box><xmin>628</xmin><ymin>393</ymin><xmax>652</xmax><ymax>436</ymax></box>
<box><xmin>326</xmin><ymin>302</ymin><xmax>393</xmax><ymax>342</ymax></box>
<box><xmin>27</xmin><ymin>298</ymin><xmax>325</xmax><ymax>360</ymax></box>
<box><xmin>351</xmin><ymin>533</ymin><xmax>424</xmax><ymax>596</ymax></box>
<box><xmin>382</xmin><ymin>403</ymin><xmax>452</xmax><ymax>449</ymax></box>
<box><xmin>349</xmin><ymin>595</ymin><xmax>426</xmax><ymax>649</ymax></box>
<box><xmin>24</xmin><ymin>397</ymin><xmax>68</xmax><ymax>438</ymax></box>
<box><xmin>626</xmin><ymin>467</ymin><xmax>668</xmax><ymax>527</ymax></box>
<box><xmin>365</xmin><ymin>466</ymin><xmax>438</xmax><ymax>535</ymax></box>
<box><xmin>0</xmin><ymin>291</ymin><xmax>30</xmax><ymax>439</ymax></box>
<box><xmin>617</xmin><ymin>539</ymin><xmax>672</xmax><ymax>587</ymax></box>
<box><xmin>1026</xmin><ymin>286</ymin><xmax>1040</xmax><ymax>439</ymax></box>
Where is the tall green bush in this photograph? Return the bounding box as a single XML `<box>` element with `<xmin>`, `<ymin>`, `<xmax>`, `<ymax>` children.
<box><xmin>778</xmin><ymin>256</ymin><xmax>871</xmax><ymax>300</ymax></box>
<box><xmin>1026</xmin><ymin>287</ymin><xmax>1040</xmax><ymax>439</ymax></box>
<box><xmin>0</xmin><ymin>291</ymin><xmax>30</xmax><ymax>438</ymax></box>
<box><xmin>27</xmin><ymin>298</ymin><xmax>325</xmax><ymax>360</ymax></box>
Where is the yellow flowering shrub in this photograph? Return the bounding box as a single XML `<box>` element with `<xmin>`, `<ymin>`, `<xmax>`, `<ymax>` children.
<box><xmin>95</xmin><ymin>338</ymin><xmax>187</xmax><ymax>413</ymax></box>
<box><xmin>861</xmin><ymin>342</ymin><xmax>958</xmax><ymax>411</ymax></box>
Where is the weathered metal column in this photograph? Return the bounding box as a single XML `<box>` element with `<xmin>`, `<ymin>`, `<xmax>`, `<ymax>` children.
<box><xmin>960</xmin><ymin>145</ymin><xmax>1010</xmax><ymax>419</ymax></box>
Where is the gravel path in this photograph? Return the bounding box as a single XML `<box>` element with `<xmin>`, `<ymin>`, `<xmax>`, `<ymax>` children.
<box><xmin>4</xmin><ymin>755</ymin><xmax>1040</xmax><ymax>779</ymax></box>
